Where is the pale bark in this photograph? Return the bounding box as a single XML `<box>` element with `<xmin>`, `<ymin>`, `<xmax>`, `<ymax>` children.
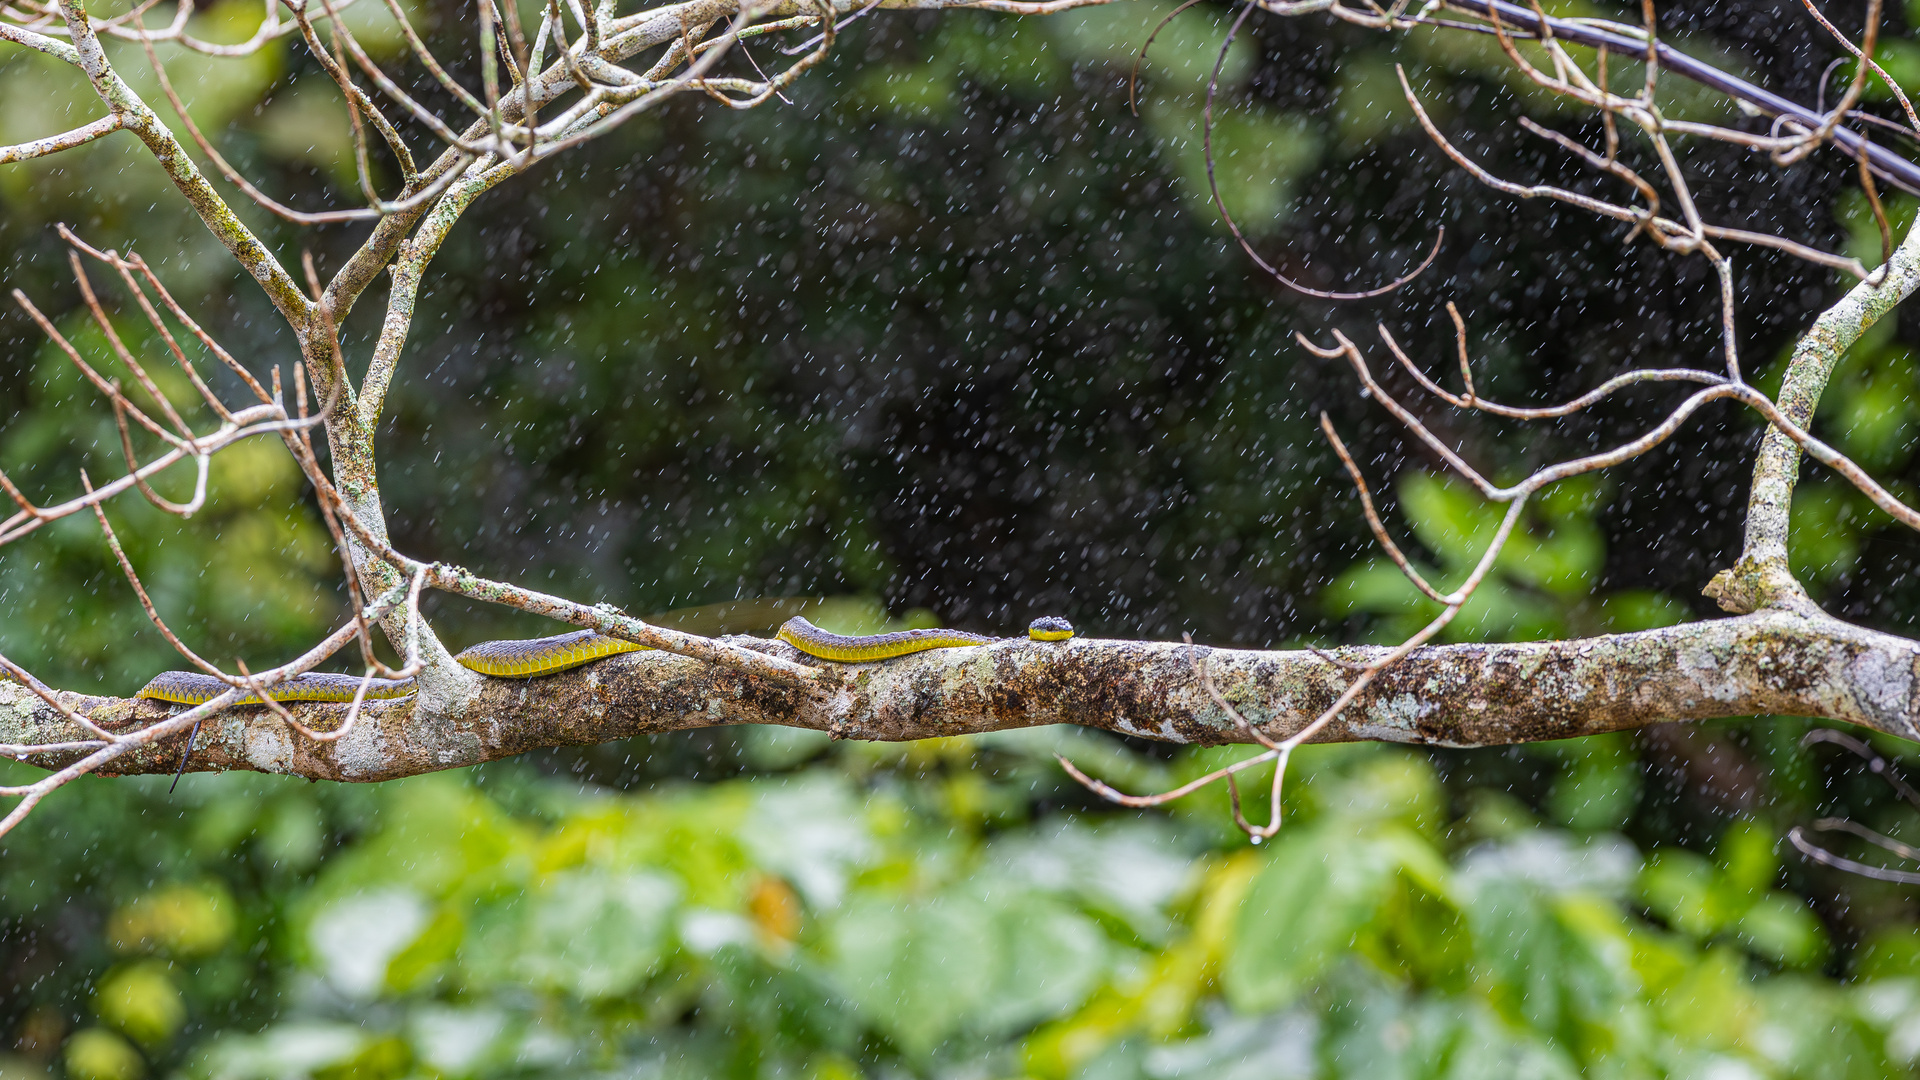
<box><xmin>1710</xmin><ymin>223</ymin><xmax>1920</xmax><ymax>614</ymax></box>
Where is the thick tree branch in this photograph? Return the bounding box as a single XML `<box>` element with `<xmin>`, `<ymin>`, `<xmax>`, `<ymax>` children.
<box><xmin>9</xmin><ymin>611</ymin><xmax>1917</xmax><ymax>782</ymax></box>
<box><xmin>1710</xmin><ymin>220</ymin><xmax>1920</xmax><ymax>614</ymax></box>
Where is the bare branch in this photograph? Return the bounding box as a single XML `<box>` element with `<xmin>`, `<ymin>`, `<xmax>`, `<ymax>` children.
<box><xmin>1790</xmin><ymin>821</ymin><xmax>1920</xmax><ymax>884</ymax></box>
<box><xmin>0</xmin><ymin>113</ymin><xmax>124</xmax><ymax>163</ymax></box>
<box><xmin>1800</xmin><ymin>0</ymin><xmax>1920</xmax><ymax>136</ymax></box>
<box><xmin>80</xmin><ymin>472</ymin><xmax>229</xmax><ymax>678</ymax></box>
<box><xmin>1318</xmin><ymin>413</ymin><xmax>1448</xmax><ymax>603</ymax></box>
<box><xmin>137</xmin><ymin>27</ymin><xmax>411</xmax><ymax>223</ymax></box>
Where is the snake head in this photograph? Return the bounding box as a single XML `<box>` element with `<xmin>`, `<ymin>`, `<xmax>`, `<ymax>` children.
<box><xmin>1028</xmin><ymin>616</ymin><xmax>1075</xmax><ymax>641</ymax></box>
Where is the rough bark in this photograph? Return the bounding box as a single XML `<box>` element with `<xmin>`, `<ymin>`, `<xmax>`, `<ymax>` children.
<box><xmin>8</xmin><ymin>610</ymin><xmax>1915</xmax><ymax>783</ymax></box>
<box><xmin>1709</xmin><ymin>220</ymin><xmax>1920</xmax><ymax>614</ymax></box>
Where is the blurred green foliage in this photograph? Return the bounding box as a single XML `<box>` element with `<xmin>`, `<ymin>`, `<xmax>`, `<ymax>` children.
<box><xmin>1325</xmin><ymin>472</ymin><xmax>1690</xmax><ymax>642</ymax></box>
<box><xmin>4</xmin><ymin>740</ymin><xmax>1914</xmax><ymax>1080</ymax></box>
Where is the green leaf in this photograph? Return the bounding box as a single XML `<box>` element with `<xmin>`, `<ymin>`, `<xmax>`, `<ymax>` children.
<box><xmin>1224</xmin><ymin>825</ymin><xmax>1404</xmax><ymax>1012</ymax></box>
<box><xmin>1466</xmin><ymin>879</ymin><xmax>1574</xmax><ymax>1036</ymax></box>
<box><xmin>1437</xmin><ymin>1002</ymin><xmax>1583</xmax><ymax>1080</ymax></box>
<box><xmin>1716</xmin><ymin>820</ymin><xmax>1778</xmax><ymax>896</ymax></box>
<box><xmin>317</xmin><ymin>776</ymin><xmax>528</xmax><ymax>899</ymax></box>
<box><xmin>1654</xmin><ymin>945</ymin><xmax>1758</xmax><ymax>1052</ymax></box>
<box><xmin>1753</xmin><ymin>978</ymin><xmax>1901</xmax><ymax>1080</ymax></box>
<box><xmin>306</xmin><ymin>889</ymin><xmax>430</xmax><ymax>999</ymax></box>
<box><xmin>988</xmin><ymin>817</ymin><xmax>1198</xmax><ymax>944</ymax></box>
<box><xmin>1854</xmin><ymin>923</ymin><xmax>1920</xmax><ymax>979</ymax></box>
<box><xmin>197</xmin><ymin>1024</ymin><xmax>368</xmax><ymax>1080</ymax></box>
<box><xmin>64</xmin><ymin>1029</ymin><xmax>144</xmax><ymax>1080</ymax></box>
<box><xmin>462</xmin><ymin>870</ymin><xmax>679</xmax><ymax>1000</ymax></box>
<box><xmin>108</xmin><ymin>881</ymin><xmax>236</xmax><ymax>956</ymax></box>
<box><xmin>403</xmin><ymin>1005</ymin><xmax>512</xmax><ymax>1077</ymax></box>
<box><xmin>1050</xmin><ymin>0</ymin><xmax>1259</xmax><ymax>88</ymax></box>
<box><xmin>1141</xmin><ymin>1011</ymin><xmax>1319</xmax><ymax>1079</ymax></box>
<box><xmin>1592</xmin><ymin>590</ymin><xmax>1691</xmax><ymax>633</ymax></box>
<box><xmin>1400</xmin><ymin>472</ymin><xmax>1606</xmax><ymax>596</ymax></box>
<box><xmin>741</xmin><ymin>775</ymin><xmax>875</xmax><ymax>907</ymax></box>
<box><xmin>1790</xmin><ymin>482</ymin><xmax>1866</xmax><ymax>586</ymax></box>
<box><xmin>1545</xmin><ymin>737</ymin><xmax>1641</xmax><ymax>832</ymax></box>
<box><xmin>1833</xmin><ymin>361</ymin><xmax>1919</xmax><ymax>472</ymax></box>
<box><xmin>95</xmin><ymin>961</ymin><xmax>186</xmax><ymax>1046</ymax></box>
<box><xmin>1736</xmin><ymin>893</ymin><xmax>1826</xmax><ymax>968</ymax></box>
<box><xmin>850</xmin><ymin>63</ymin><xmax>961</xmax><ymax>120</ymax></box>
<box><xmin>1535</xmin><ymin>476</ymin><xmax>1611</xmax><ymax>524</ymax></box>
<box><xmin>1332</xmin><ymin>52</ymin><xmax>1413</xmax><ymax>150</ymax></box>
<box><xmin>383</xmin><ymin>906</ymin><xmax>465</xmax><ymax>994</ymax></box>
<box><xmin>1637</xmin><ymin>850</ymin><xmax>1734</xmax><ymax>938</ymax></box>
<box><xmin>1141</xmin><ymin>100</ymin><xmax>1324</xmax><ymax>235</ymax></box>
<box><xmin>1320</xmin><ymin>980</ymin><xmax>1539</xmax><ymax>1080</ymax></box>
<box><xmin>829</xmin><ymin>895</ymin><xmax>1002</xmax><ymax>1057</ymax></box>
<box><xmin>526</xmin><ymin>870</ymin><xmax>679</xmax><ymax>998</ymax></box>
<box><xmin>1315</xmin><ymin>754</ymin><xmax>1448</xmax><ymax>837</ymax></box>
<box><xmin>974</xmin><ymin>895</ymin><xmax>1109</xmax><ymax>1034</ymax></box>
<box><xmin>1400</xmin><ymin>471</ymin><xmax>1507</xmax><ymax>569</ymax></box>
<box><xmin>1323</xmin><ymin>559</ymin><xmax>1444</xmax><ymax>618</ymax></box>
<box><xmin>945</xmin><ymin>19</ymin><xmax>1068</xmax><ymax>94</ymax></box>
<box><xmin>1323</xmin><ymin>558</ymin><xmax>1564</xmax><ymax>643</ymax></box>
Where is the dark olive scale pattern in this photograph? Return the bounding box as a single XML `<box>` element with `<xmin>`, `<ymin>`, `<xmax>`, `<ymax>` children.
<box><xmin>113</xmin><ymin>618</ymin><xmax>1077</xmax><ymax>704</ymax></box>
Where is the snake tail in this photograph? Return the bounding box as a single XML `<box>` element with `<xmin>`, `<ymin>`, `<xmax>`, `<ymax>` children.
<box><xmin>134</xmin><ymin>631</ymin><xmax>653</xmax><ymax>705</ymax></box>
<box><xmin>776</xmin><ymin>616</ymin><xmax>996</xmax><ymax>662</ymax></box>
<box><xmin>136</xmin><ymin>671</ymin><xmax>417</xmax><ymax>705</ymax></box>
<box><xmin>453</xmin><ymin>630</ymin><xmax>650</xmax><ymax>677</ymax></box>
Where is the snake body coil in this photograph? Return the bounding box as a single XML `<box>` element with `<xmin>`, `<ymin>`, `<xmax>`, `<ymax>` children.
<box><xmin>775</xmin><ymin>615</ymin><xmax>1075</xmax><ymax>661</ymax></box>
<box><xmin>128</xmin><ymin>616</ymin><xmax>1075</xmax><ymax>704</ymax></box>
<box><xmin>452</xmin><ymin>629</ymin><xmax>647</xmax><ymax>677</ymax></box>
<box><xmin>135</xmin><ymin>671</ymin><xmax>417</xmax><ymax>706</ymax></box>
<box><xmin>774</xmin><ymin>617</ymin><xmax>995</xmax><ymax>662</ymax></box>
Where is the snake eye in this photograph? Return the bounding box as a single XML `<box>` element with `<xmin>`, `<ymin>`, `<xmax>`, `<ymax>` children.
<box><xmin>1028</xmin><ymin>616</ymin><xmax>1074</xmax><ymax>641</ymax></box>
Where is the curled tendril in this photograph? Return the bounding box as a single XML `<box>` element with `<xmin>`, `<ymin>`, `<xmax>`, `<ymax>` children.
<box><xmin>1129</xmin><ymin>0</ymin><xmax>1207</xmax><ymax>116</ymax></box>
<box><xmin>1789</xmin><ymin>728</ymin><xmax>1920</xmax><ymax>884</ymax></box>
<box><xmin>1201</xmin><ymin>0</ymin><xmax>1443</xmax><ymax>301</ymax></box>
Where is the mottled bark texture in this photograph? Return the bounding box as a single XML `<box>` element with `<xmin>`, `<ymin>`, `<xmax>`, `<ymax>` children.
<box><xmin>1710</xmin><ymin>220</ymin><xmax>1920</xmax><ymax>614</ymax></box>
<box><xmin>7</xmin><ymin>610</ymin><xmax>1915</xmax><ymax>783</ymax></box>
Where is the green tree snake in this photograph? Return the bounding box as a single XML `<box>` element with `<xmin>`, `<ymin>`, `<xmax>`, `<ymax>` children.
<box><xmin>123</xmin><ymin>616</ymin><xmax>1077</xmax><ymax>705</ymax></box>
